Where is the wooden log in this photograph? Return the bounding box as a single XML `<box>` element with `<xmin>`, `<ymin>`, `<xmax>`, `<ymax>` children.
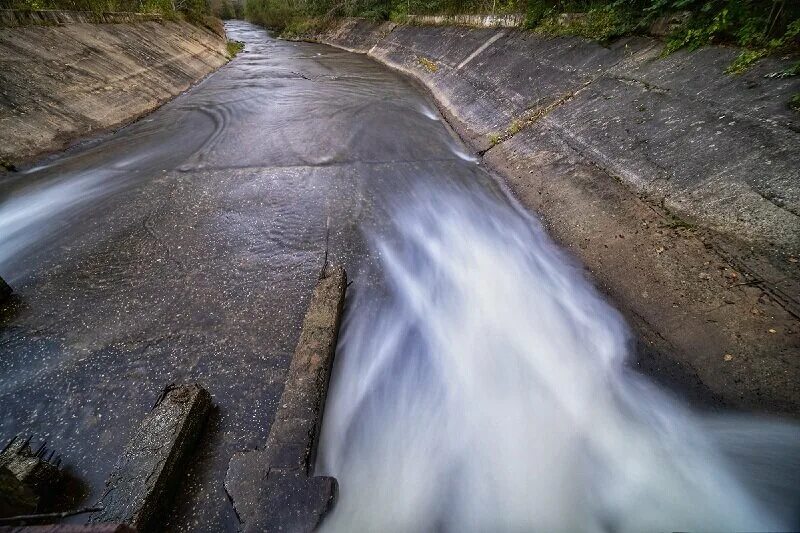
<box><xmin>225</xmin><ymin>265</ymin><xmax>347</xmax><ymax>532</ymax></box>
<box><xmin>90</xmin><ymin>384</ymin><xmax>211</xmax><ymax>532</ymax></box>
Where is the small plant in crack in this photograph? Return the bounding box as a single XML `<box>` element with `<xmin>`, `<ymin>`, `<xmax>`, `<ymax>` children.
<box><xmin>417</xmin><ymin>56</ymin><xmax>439</xmax><ymax>73</ymax></box>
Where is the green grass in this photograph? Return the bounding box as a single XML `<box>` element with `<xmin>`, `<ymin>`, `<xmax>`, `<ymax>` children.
<box><xmin>665</xmin><ymin>6</ymin><xmax>800</xmax><ymax>74</ymax></box>
<box><xmin>790</xmin><ymin>92</ymin><xmax>800</xmax><ymax>112</ymax></box>
<box><xmin>4</xmin><ymin>0</ymin><xmax>212</xmax><ymax>19</ymax></box>
<box><xmin>726</xmin><ymin>48</ymin><xmax>769</xmax><ymax>73</ymax></box>
<box><xmin>226</xmin><ymin>39</ymin><xmax>244</xmax><ymax>58</ymax></box>
<box><xmin>531</xmin><ymin>4</ymin><xmax>638</xmax><ymax>42</ymax></box>
<box><xmin>418</xmin><ymin>56</ymin><xmax>439</xmax><ymax>72</ymax></box>
<box><xmin>524</xmin><ymin>1</ymin><xmax>800</xmax><ymax>74</ymax></box>
<box><xmin>281</xmin><ymin>17</ymin><xmax>329</xmax><ymax>38</ymax></box>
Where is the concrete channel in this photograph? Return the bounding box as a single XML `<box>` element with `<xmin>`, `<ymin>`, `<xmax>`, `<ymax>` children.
<box><xmin>0</xmin><ymin>17</ymin><xmax>798</xmax><ymax>532</ymax></box>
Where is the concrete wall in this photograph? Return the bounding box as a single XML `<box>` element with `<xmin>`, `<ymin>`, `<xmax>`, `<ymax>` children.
<box><xmin>406</xmin><ymin>13</ymin><xmax>524</xmax><ymax>27</ymax></box>
<box><xmin>0</xmin><ymin>12</ymin><xmax>228</xmax><ymax>165</ymax></box>
<box><xmin>316</xmin><ymin>20</ymin><xmax>800</xmax><ymax>415</ymax></box>
<box><xmin>321</xmin><ymin>21</ymin><xmax>799</xmax><ymax>255</ymax></box>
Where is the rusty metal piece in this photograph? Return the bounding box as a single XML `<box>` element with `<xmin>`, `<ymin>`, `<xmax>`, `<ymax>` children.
<box><xmin>0</xmin><ymin>466</ymin><xmax>37</xmax><ymax>519</ymax></box>
<box><xmin>0</xmin><ymin>525</ymin><xmax>135</xmax><ymax>532</ymax></box>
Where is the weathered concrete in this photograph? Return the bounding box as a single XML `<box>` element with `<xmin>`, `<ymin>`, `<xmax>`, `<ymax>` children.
<box><xmin>407</xmin><ymin>13</ymin><xmax>523</xmax><ymax>28</ymax></box>
<box><xmin>317</xmin><ymin>20</ymin><xmax>800</xmax><ymax>256</ymax></box>
<box><xmin>0</xmin><ymin>13</ymin><xmax>227</xmax><ymax>166</ymax></box>
<box><xmin>91</xmin><ymin>384</ymin><xmax>211</xmax><ymax>532</ymax></box>
<box><xmin>313</xmin><ymin>20</ymin><xmax>800</xmax><ymax>415</ymax></box>
<box><xmin>226</xmin><ymin>266</ymin><xmax>346</xmax><ymax>532</ymax></box>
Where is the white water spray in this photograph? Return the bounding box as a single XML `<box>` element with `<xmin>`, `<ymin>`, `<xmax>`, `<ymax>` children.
<box><xmin>419</xmin><ymin>104</ymin><xmax>441</xmax><ymax>121</ymax></box>
<box><xmin>0</xmin><ymin>169</ymin><xmax>121</xmax><ymax>278</ymax></box>
<box><xmin>318</xmin><ymin>183</ymin><xmax>799</xmax><ymax>532</ymax></box>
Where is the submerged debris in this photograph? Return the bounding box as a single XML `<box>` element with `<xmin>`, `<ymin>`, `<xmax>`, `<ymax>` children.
<box><xmin>0</xmin><ymin>434</ymin><xmax>63</xmax><ymax>510</ymax></box>
<box><xmin>91</xmin><ymin>383</ymin><xmax>211</xmax><ymax>532</ymax></box>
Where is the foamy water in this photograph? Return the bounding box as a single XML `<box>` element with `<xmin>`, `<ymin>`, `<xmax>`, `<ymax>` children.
<box><xmin>419</xmin><ymin>105</ymin><xmax>441</xmax><ymax>121</ymax></box>
<box><xmin>317</xmin><ymin>183</ymin><xmax>799</xmax><ymax>532</ymax></box>
<box><xmin>0</xmin><ymin>169</ymin><xmax>121</xmax><ymax>278</ymax></box>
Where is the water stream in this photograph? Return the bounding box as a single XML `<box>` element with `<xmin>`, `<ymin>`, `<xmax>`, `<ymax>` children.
<box><xmin>318</xmin><ymin>181</ymin><xmax>800</xmax><ymax>531</ymax></box>
<box><xmin>0</xmin><ymin>21</ymin><xmax>796</xmax><ymax>531</ymax></box>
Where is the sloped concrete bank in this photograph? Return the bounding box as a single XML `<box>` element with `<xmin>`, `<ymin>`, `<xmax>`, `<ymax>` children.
<box><xmin>316</xmin><ymin>19</ymin><xmax>800</xmax><ymax>415</ymax></box>
<box><xmin>0</xmin><ymin>11</ymin><xmax>228</xmax><ymax>166</ymax></box>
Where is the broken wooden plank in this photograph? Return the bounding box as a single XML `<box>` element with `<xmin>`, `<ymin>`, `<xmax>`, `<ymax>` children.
<box><xmin>0</xmin><ymin>437</ymin><xmax>61</xmax><ymax>510</ymax></box>
<box><xmin>225</xmin><ymin>265</ymin><xmax>347</xmax><ymax>532</ymax></box>
<box><xmin>0</xmin><ymin>466</ymin><xmax>37</xmax><ymax>519</ymax></box>
<box><xmin>90</xmin><ymin>384</ymin><xmax>211</xmax><ymax>532</ymax></box>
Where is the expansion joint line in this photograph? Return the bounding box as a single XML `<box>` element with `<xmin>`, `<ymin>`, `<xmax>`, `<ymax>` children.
<box><xmin>484</xmin><ymin>42</ymin><xmax>661</xmax><ymax>150</ymax></box>
<box><xmin>483</xmin><ymin>80</ymin><xmax>591</xmax><ymax>152</ymax></box>
<box><xmin>457</xmin><ymin>30</ymin><xmax>506</xmax><ymax>70</ymax></box>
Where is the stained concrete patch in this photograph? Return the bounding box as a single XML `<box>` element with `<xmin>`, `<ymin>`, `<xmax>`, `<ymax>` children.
<box><xmin>225</xmin><ymin>266</ymin><xmax>346</xmax><ymax>532</ymax></box>
<box><xmin>487</xmin><ymin>126</ymin><xmax>800</xmax><ymax>413</ymax></box>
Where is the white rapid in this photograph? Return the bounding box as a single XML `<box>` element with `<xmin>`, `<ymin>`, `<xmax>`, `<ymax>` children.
<box><xmin>317</xmin><ymin>183</ymin><xmax>799</xmax><ymax>532</ymax></box>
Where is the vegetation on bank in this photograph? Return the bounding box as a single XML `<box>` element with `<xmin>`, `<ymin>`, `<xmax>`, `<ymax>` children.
<box><xmin>215</xmin><ymin>0</ymin><xmax>243</xmax><ymax>17</ymax></box>
<box><xmin>1</xmin><ymin>0</ymin><xmax>247</xmax><ymax>31</ymax></box>
<box><xmin>243</xmin><ymin>0</ymin><xmax>799</xmax><ymax>72</ymax></box>
<box><xmin>1</xmin><ymin>0</ymin><xmax>220</xmax><ymax>19</ymax></box>
<box><xmin>226</xmin><ymin>38</ymin><xmax>244</xmax><ymax>56</ymax></box>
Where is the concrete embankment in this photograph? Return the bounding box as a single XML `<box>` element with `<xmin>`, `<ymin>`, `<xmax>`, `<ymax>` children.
<box><xmin>315</xmin><ymin>19</ymin><xmax>800</xmax><ymax>415</ymax></box>
<box><xmin>0</xmin><ymin>10</ymin><xmax>228</xmax><ymax>166</ymax></box>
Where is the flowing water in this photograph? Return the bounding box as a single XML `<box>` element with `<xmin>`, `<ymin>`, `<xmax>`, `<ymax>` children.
<box><xmin>317</xmin><ymin>185</ymin><xmax>800</xmax><ymax>531</ymax></box>
<box><xmin>0</xmin><ymin>21</ymin><xmax>797</xmax><ymax>531</ymax></box>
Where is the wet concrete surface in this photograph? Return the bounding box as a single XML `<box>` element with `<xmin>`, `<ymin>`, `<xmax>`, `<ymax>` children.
<box><xmin>0</xmin><ymin>20</ymin><xmax>496</xmax><ymax>531</ymax></box>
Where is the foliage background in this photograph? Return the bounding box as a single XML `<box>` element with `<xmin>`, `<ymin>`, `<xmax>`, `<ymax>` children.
<box><xmin>0</xmin><ymin>0</ymin><xmax>210</xmax><ymax>17</ymax></box>
<box><xmin>242</xmin><ymin>0</ymin><xmax>799</xmax><ymax>68</ymax></box>
<box><xmin>0</xmin><ymin>0</ymin><xmax>796</xmax><ymax>69</ymax></box>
